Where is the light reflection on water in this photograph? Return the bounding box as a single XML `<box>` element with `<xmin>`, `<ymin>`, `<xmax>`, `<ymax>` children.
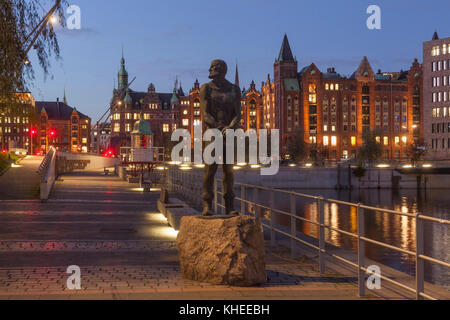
<box><xmin>250</xmin><ymin>188</ymin><xmax>450</xmax><ymax>289</ymax></box>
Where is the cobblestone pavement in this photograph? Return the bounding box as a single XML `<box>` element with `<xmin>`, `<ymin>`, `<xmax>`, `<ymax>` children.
<box><xmin>0</xmin><ymin>171</ymin><xmax>374</xmax><ymax>300</ymax></box>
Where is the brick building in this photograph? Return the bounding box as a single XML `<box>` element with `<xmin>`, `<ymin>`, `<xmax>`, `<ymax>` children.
<box><xmin>423</xmin><ymin>32</ymin><xmax>450</xmax><ymax>160</ymax></box>
<box><xmin>36</xmin><ymin>98</ymin><xmax>91</xmax><ymax>154</ymax></box>
<box><xmin>109</xmin><ymin>54</ymin><xmax>263</xmax><ymax>151</ymax></box>
<box><xmin>262</xmin><ymin>34</ymin><xmax>423</xmax><ymax>160</ymax></box>
<box><xmin>0</xmin><ymin>92</ymin><xmax>36</xmax><ymax>152</ymax></box>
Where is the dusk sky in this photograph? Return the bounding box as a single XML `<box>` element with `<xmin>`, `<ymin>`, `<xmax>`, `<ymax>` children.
<box><xmin>28</xmin><ymin>0</ymin><xmax>450</xmax><ymax>122</ymax></box>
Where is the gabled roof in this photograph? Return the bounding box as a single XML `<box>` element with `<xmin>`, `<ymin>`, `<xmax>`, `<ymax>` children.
<box><xmin>125</xmin><ymin>89</ymin><xmax>174</xmax><ymax>110</ymax></box>
<box><xmin>277</xmin><ymin>34</ymin><xmax>295</xmax><ymax>62</ymax></box>
<box><xmin>35</xmin><ymin>101</ymin><xmax>89</xmax><ymax>120</ymax></box>
<box><xmin>350</xmin><ymin>56</ymin><xmax>375</xmax><ymax>80</ymax></box>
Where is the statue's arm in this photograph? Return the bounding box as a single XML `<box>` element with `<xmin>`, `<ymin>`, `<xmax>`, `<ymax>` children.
<box><xmin>200</xmin><ymin>84</ymin><xmax>217</xmax><ymax>128</ymax></box>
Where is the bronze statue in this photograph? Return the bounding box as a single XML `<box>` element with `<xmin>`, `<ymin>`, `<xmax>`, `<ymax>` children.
<box><xmin>200</xmin><ymin>60</ymin><xmax>241</xmax><ymax>216</ymax></box>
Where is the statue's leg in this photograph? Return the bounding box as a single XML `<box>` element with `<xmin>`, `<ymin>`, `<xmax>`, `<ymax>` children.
<box><xmin>202</xmin><ymin>163</ymin><xmax>217</xmax><ymax>216</ymax></box>
<box><xmin>223</xmin><ymin>164</ymin><xmax>238</xmax><ymax>215</ymax></box>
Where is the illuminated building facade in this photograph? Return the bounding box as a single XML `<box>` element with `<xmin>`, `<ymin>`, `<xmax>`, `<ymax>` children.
<box><xmin>109</xmin><ymin>55</ymin><xmax>263</xmax><ymax>151</ymax></box>
<box><xmin>423</xmin><ymin>32</ymin><xmax>450</xmax><ymax>160</ymax></box>
<box><xmin>36</xmin><ymin>99</ymin><xmax>91</xmax><ymax>153</ymax></box>
<box><xmin>262</xmin><ymin>34</ymin><xmax>423</xmax><ymax>160</ymax></box>
<box><xmin>0</xmin><ymin>93</ymin><xmax>36</xmax><ymax>152</ymax></box>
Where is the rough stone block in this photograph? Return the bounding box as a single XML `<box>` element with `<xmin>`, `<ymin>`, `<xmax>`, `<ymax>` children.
<box><xmin>177</xmin><ymin>215</ymin><xmax>266</xmax><ymax>286</ymax></box>
<box><xmin>166</xmin><ymin>207</ymin><xmax>200</xmax><ymax>230</ymax></box>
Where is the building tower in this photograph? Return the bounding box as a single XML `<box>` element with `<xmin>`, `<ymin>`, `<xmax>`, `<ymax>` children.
<box><xmin>118</xmin><ymin>50</ymin><xmax>128</xmax><ymax>91</ymax></box>
<box><xmin>274</xmin><ymin>34</ymin><xmax>298</xmax><ymax>149</ymax></box>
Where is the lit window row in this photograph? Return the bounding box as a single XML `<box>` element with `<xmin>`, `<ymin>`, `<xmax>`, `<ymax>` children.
<box><xmin>432</xmin><ymin>60</ymin><xmax>450</xmax><ymax>72</ymax></box>
<box><xmin>323</xmin><ymin>136</ymin><xmax>337</xmax><ymax>146</ymax></box>
<box><xmin>325</xmin><ymin>83</ymin><xmax>339</xmax><ymax>91</ymax></box>
<box><xmin>432</xmin><ymin>91</ymin><xmax>450</xmax><ymax>102</ymax></box>
<box><xmin>432</xmin><ymin>75</ymin><xmax>450</xmax><ymax>87</ymax></box>
<box><xmin>431</xmin><ymin>44</ymin><xmax>450</xmax><ymax>56</ymax></box>
<box><xmin>432</xmin><ymin>107</ymin><xmax>450</xmax><ymax>118</ymax></box>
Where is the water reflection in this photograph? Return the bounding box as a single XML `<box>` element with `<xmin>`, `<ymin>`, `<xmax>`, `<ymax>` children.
<box><xmin>251</xmin><ymin>187</ymin><xmax>449</xmax><ymax>289</ymax></box>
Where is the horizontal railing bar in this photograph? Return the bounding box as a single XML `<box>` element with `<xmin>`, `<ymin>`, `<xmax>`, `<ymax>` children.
<box><xmin>419</xmin><ymin>254</ymin><xmax>450</xmax><ymax>268</ymax></box>
<box><xmin>324</xmin><ymin>225</ymin><xmax>358</xmax><ymax>239</ymax></box>
<box><xmin>419</xmin><ymin>292</ymin><xmax>438</xmax><ymax>301</ymax></box>
<box><xmin>359</xmin><ymin>204</ymin><xmax>417</xmax><ymax>218</ymax></box>
<box><xmin>261</xmin><ymin>222</ymin><xmax>320</xmax><ymax>251</ymax></box>
<box><xmin>418</xmin><ymin>215</ymin><xmax>450</xmax><ymax>225</ymax></box>
<box><xmin>360</xmin><ymin>236</ymin><xmax>416</xmax><ymax>256</ymax></box>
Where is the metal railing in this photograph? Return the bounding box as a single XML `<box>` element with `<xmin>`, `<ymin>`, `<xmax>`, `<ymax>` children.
<box><xmin>167</xmin><ymin>166</ymin><xmax>450</xmax><ymax>300</ymax></box>
<box><xmin>37</xmin><ymin>146</ymin><xmax>57</xmax><ymax>200</ymax></box>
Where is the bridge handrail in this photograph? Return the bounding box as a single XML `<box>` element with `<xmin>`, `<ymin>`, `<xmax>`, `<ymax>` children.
<box><xmin>166</xmin><ymin>166</ymin><xmax>450</xmax><ymax>300</ymax></box>
<box><xmin>37</xmin><ymin>147</ymin><xmax>57</xmax><ymax>199</ymax></box>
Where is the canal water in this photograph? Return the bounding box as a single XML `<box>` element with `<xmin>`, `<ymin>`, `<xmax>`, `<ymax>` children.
<box><xmin>249</xmin><ymin>188</ymin><xmax>449</xmax><ymax>290</ymax></box>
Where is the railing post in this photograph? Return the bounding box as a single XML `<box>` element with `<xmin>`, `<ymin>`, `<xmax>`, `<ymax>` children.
<box><xmin>270</xmin><ymin>190</ymin><xmax>275</xmax><ymax>247</ymax></box>
<box><xmin>357</xmin><ymin>203</ymin><xmax>365</xmax><ymax>297</ymax></box>
<box><xmin>254</xmin><ymin>187</ymin><xmax>260</xmax><ymax>220</ymax></box>
<box><xmin>214</xmin><ymin>179</ymin><xmax>218</xmax><ymax>215</ymax></box>
<box><xmin>415</xmin><ymin>213</ymin><xmax>424</xmax><ymax>300</ymax></box>
<box><xmin>290</xmin><ymin>194</ymin><xmax>296</xmax><ymax>259</ymax></box>
<box><xmin>318</xmin><ymin>197</ymin><xmax>325</xmax><ymax>275</ymax></box>
<box><xmin>240</xmin><ymin>185</ymin><xmax>245</xmax><ymax>216</ymax></box>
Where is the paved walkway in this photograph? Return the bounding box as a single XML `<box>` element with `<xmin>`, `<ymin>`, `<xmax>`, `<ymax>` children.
<box><xmin>0</xmin><ymin>170</ymin><xmax>441</xmax><ymax>300</ymax></box>
<box><xmin>0</xmin><ymin>156</ymin><xmax>42</xmax><ymax>200</ymax></box>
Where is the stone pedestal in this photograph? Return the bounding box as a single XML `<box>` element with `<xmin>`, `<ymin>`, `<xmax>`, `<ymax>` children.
<box><xmin>177</xmin><ymin>215</ymin><xmax>266</xmax><ymax>286</ymax></box>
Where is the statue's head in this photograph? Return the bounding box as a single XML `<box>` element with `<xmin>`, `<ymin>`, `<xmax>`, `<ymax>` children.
<box><xmin>208</xmin><ymin>60</ymin><xmax>227</xmax><ymax>80</ymax></box>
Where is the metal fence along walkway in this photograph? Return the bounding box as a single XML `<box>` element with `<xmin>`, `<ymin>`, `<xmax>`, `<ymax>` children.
<box><xmin>166</xmin><ymin>166</ymin><xmax>450</xmax><ymax>300</ymax></box>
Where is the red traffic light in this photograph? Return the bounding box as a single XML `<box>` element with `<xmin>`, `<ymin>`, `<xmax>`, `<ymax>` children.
<box><xmin>30</xmin><ymin>129</ymin><xmax>37</xmax><ymax>135</ymax></box>
<box><xmin>49</xmin><ymin>130</ymin><xmax>56</xmax><ymax>137</ymax></box>
<box><xmin>1</xmin><ymin>149</ymin><xmax>7</xmax><ymax>154</ymax></box>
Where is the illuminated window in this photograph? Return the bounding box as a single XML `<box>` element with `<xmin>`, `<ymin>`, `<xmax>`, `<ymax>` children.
<box><xmin>325</xmin><ymin>83</ymin><xmax>329</xmax><ymax>90</ymax></box>
<box><xmin>330</xmin><ymin>84</ymin><xmax>334</xmax><ymax>91</ymax></box>
<box><xmin>134</xmin><ymin>113</ymin><xmax>140</xmax><ymax>120</ymax></box>
<box><xmin>376</xmin><ymin>136</ymin><xmax>381</xmax><ymax>143</ymax></box>
<box><xmin>323</xmin><ymin>125</ymin><xmax>328</xmax><ymax>132</ymax></box>
<box><xmin>182</xmin><ymin>119</ymin><xmax>189</xmax><ymax>126</ymax></box>
<box><xmin>309</xmin><ymin>84</ymin><xmax>317</xmax><ymax>103</ymax></box>
<box><xmin>82</xmin><ymin>138</ymin><xmax>87</xmax><ymax>144</ymax></box>
<box><xmin>383</xmin><ymin>137</ymin><xmax>389</xmax><ymax>145</ymax></box>
<box><xmin>144</xmin><ymin>113</ymin><xmax>150</xmax><ymax>120</ymax></box>
<box><xmin>125</xmin><ymin>123</ymin><xmax>131</xmax><ymax>132</ymax></box>
<box><xmin>351</xmin><ymin>136</ymin><xmax>356</xmax><ymax>146</ymax></box>
<box><xmin>402</xmin><ymin>136</ymin><xmax>407</xmax><ymax>144</ymax></box>
<box><xmin>335</xmin><ymin>84</ymin><xmax>339</xmax><ymax>90</ymax></box>
<box><xmin>323</xmin><ymin>136</ymin><xmax>329</xmax><ymax>146</ymax></box>
<box><xmin>193</xmin><ymin>119</ymin><xmax>201</xmax><ymax>126</ymax></box>
<box><xmin>331</xmin><ymin>136</ymin><xmax>337</xmax><ymax>146</ymax></box>
<box><xmin>163</xmin><ymin>124</ymin><xmax>169</xmax><ymax>132</ymax></box>
<box><xmin>113</xmin><ymin>123</ymin><xmax>120</xmax><ymax>133</ymax></box>
<box><xmin>395</xmin><ymin>136</ymin><xmax>400</xmax><ymax>145</ymax></box>
<box><xmin>113</xmin><ymin>113</ymin><xmax>120</xmax><ymax>120</ymax></box>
